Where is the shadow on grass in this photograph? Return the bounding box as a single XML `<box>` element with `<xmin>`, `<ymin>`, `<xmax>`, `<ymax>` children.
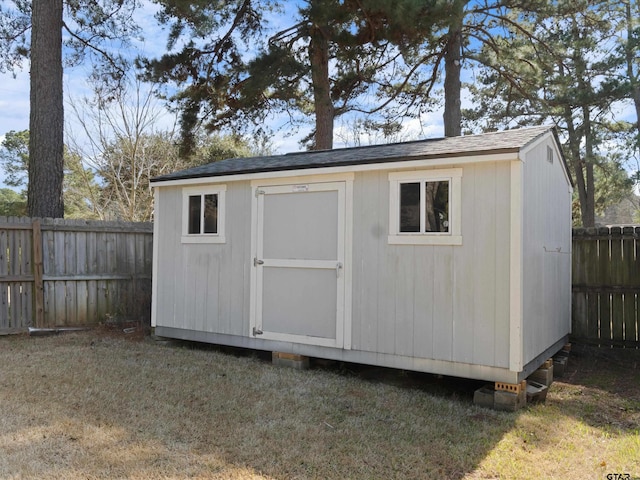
<box><xmin>162</xmin><ymin>338</ymin><xmax>523</xmax><ymax>478</ymax></box>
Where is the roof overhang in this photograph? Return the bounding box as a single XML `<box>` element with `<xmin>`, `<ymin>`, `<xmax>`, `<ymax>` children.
<box><xmin>151</xmin><ymin>150</ymin><xmax>522</xmax><ymax>188</ymax></box>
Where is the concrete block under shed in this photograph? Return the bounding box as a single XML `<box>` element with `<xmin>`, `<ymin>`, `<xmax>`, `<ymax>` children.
<box><xmin>473</xmin><ymin>385</ymin><xmax>495</xmax><ymax>409</ymax></box>
<box><xmin>494</xmin><ymin>389</ymin><xmax>526</xmax><ymax>412</ymax></box>
<box><xmin>553</xmin><ymin>352</ymin><xmax>569</xmax><ymax>377</ymax></box>
<box><xmin>474</xmin><ymin>381</ymin><xmax>529</xmax><ymax>411</ymax></box>
<box><xmin>272</xmin><ymin>352</ymin><xmax>310</xmax><ymax>370</ymax></box>
<box><xmin>528</xmin><ymin>363</ymin><xmax>553</xmax><ymax>387</ymax></box>
<box><xmin>526</xmin><ymin>381</ymin><xmax>548</xmax><ymax>404</ymax></box>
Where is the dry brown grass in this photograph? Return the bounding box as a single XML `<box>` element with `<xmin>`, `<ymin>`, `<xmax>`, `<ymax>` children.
<box><xmin>0</xmin><ymin>328</ymin><xmax>638</xmax><ymax>479</ymax></box>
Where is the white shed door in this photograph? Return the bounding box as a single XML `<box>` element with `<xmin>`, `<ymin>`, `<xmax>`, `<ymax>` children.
<box><xmin>254</xmin><ymin>181</ymin><xmax>346</xmax><ymax>348</ymax></box>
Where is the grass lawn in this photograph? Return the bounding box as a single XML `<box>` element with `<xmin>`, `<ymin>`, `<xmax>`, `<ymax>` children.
<box><xmin>0</xmin><ymin>327</ymin><xmax>638</xmax><ymax>479</ymax></box>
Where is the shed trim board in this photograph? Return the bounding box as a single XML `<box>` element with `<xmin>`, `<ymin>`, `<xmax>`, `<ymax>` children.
<box><xmin>152</xmin><ymin>126</ymin><xmax>572</xmax><ymax>384</ymax></box>
<box><xmin>151</xmin><ymin>187</ymin><xmax>160</xmax><ymax>328</ymax></box>
<box><xmin>509</xmin><ymin>160</ymin><xmax>524</xmax><ymax>372</ymax></box>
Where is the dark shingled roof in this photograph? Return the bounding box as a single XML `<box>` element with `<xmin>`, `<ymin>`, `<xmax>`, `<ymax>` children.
<box><xmin>151</xmin><ymin>126</ymin><xmax>555</xmax><ymax>183</ymax></box>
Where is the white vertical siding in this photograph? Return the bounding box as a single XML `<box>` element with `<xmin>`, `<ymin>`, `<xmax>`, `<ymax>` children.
<box><xmin>351</xmin><ymin>162</ymin><xmax>511</xmax><ymax>368</ymax></box>
<box><xmin>351</xmin><ymin>171</ymin><xmax>382</xmax><ymax>352</ymax></box>
<box><xmin>412</xmin><ymin>246</ymin><xmax>435</xmax><ymax>359</ymax></box>
<box><xmin>155</xmin><ymin>186</ymin><xmax>181</xmax><ymax>328</ymax></box>
<box><xmin>493</xmin><ymin>163</ymin><xmax>512</xmax><ymax>368</ymax></box>
<box><xmin>521</xmin><ymin>138</ymin><xmax>572</xmax><ymax>364</ymax></box>
<box><xmin>154</xmin><ymin>182</ymin><xmax>251</xmax><ymax>336</ymax></box>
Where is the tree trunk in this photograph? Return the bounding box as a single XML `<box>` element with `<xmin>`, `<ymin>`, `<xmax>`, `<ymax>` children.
<box><xmin>309</xmin><ymin>25</ymin><xmax>334</xmax><ymax>150</ymax></box>
<box><xmin>443</xmin><ymin>1</ymin><xmax>464</xmax><ymax>138</ymax></box>
<box><xmin>582</xmin><ymin>105</ymin><xmax>596</xmax><ymax>227</ymax></box>
<box><xmin>562</xmin><ymin>106</ymin><xmax>588</xmax><ymax>222</ymax></box>
<box><xmin>28</xmin><ymin>0</ymin><xmax>64</xmax><ymax>218</ymax></box>
<box><xmin>571</xmin><ymin>28</ymin><xmax>596</xmax><ymax>227</ymax></box>
<box><xmin>624</xmin><ymin>1</ymin><xmax>640</xmax><ymax>140</ymax></box>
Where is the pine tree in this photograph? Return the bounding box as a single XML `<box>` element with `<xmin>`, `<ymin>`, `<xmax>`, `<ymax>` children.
<box><xmin>462</xmin><ymin>1</ymin><xmax>634</xmax><ymax>226</ymax></box>
<box><xmin>142</xmin><ymin>0</ymin><xmax>447</xmax><ymax>150</ymax></box>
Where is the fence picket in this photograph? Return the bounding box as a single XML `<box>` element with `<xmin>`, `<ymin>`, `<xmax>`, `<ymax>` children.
<box><xmin>0</xmin><ymin>228</ymin><xmax>8</xmax><ymax>276</ymax></box>
<box><xmin>624</xmin><ymin>293</ymin><xmax>637</xmax><ymax>343</ymax></box>
<box><xmin>0</xmin><ymin>284</ymin><xmax>8</xmax><ymax>328</ymax></box>
<box><xmin>611</xmin><ymin>293</ymin><xmax>624</xmax><ymax>343</ymax></box>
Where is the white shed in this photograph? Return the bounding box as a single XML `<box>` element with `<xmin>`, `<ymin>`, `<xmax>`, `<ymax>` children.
<box><xmin>150</xmin><ymin>126</ymin><xmax>572</xmax><ymax>384</ymax></box>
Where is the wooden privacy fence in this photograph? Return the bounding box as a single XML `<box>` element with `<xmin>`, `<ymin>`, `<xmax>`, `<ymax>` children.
<box><xmin>572</xmin><ymin>226</ymin><xmax>640</xmax><ymax>347</ymax></box>
<box><xmin>0</xmin><ymin>217</ymin><xmax>153</xmax><ymax>332</ymax></box>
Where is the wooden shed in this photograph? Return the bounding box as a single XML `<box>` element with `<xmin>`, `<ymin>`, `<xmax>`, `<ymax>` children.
<box><xmin>150</xmin><ymin>126</ymin><xmax>572</xmax><ymax>384</ymax></box>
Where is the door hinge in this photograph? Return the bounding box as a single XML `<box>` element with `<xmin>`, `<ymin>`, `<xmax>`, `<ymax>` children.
<box><xmin>254</xmin><ymin>257</ymin><xmax>264</xmax><ymax>267</ymax></box>
<box><xmin>252</xmin><ymin>327</ymin><xmax>263</xmax><ymax>336</ymax></box>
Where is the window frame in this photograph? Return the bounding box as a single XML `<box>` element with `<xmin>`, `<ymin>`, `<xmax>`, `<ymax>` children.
<box><xmin>388</xmin><ymin>169</ymin><xmax>462</xmax><ymax>245</ymax></box>
<box><xmin>181</xmin><ymin>185</ymin><xmax>227</xmax><ymax>244</ymax></box>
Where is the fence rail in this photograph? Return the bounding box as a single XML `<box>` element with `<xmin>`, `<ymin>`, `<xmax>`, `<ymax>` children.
<box><xmin>0</xmin><ymin>216</ymin><xmax>152</xmax><ymax>332</ymax></box>
<box><xmin>572</xmin><ymin>226</ymin><xmax>640</xmax><ymax>347</ymax></box>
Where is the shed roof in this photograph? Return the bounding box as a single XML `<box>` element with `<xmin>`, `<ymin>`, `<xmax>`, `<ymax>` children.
<box><xmin>151</xmin><ymin>125</ymin><xmax>557</xmax><ymax>183</ymax></box>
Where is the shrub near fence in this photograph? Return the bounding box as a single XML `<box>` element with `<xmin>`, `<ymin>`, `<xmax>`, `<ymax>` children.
<box><xmin>572</xmin><ymin>226</ymin><xmax>640</xmax><ymax>347</ymax></box>
<box><xmin>0</xmin><ymin>217</ymin><xmax>153</xmax><ymax>332</ymax></box>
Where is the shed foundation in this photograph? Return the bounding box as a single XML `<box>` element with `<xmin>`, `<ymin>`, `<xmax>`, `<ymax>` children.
<box><xmin>272</xmin><ymin>352</ymin><xmax>310</xmax><ymax>370</ymax></box>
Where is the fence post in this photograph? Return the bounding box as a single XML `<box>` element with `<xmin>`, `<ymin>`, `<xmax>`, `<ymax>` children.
<box><xmin>32</xmin><ymin>219</ymin><xmax>44</xmax><ymax>328</ymax></box>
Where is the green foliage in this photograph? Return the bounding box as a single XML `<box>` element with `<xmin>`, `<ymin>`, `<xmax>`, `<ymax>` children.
<box><xmin>0</xmin><ymin>129</ymin><xmax>102</xmax><ymax>218</ymax></box>
<box><xmin>0</xmin><ymin>130</ymin><xmax>29</xmax><ymax>188</ymax></box>
<box><xmin>64</xmin><ymin>150</ymin><xmax>101</xmax><ymax>219</ymax></box>
<box><xmin>142</xmin><ymin>0</ymin><xmax>448</xmax><ymax>150</ymax></box>
<box><xmin>0</xmin><ymin>0</ymin><xmax>141</xmax><ymax>79</ymax></box>
<box><xmin>0</xmin><ymin>188</ymin><xmax>26</xmax><ymax>216</ymax></box>
<box><xmin>0</xmin><ymin>1</ymin><xmax>30</xmax><ymax>73</ymax></box>
<box><xmin>190</xmin><ymin>133</ymin><xmax>261</xmax><ymax>164</ymax></box>
<box><xmin>461</xmin><ymin>0</ymin><xmax>638</xmax><ymax>226</ymax></box>
<box><xmin>571</xmin><ymin>157</ymin><xmax>634</xmax><ymax>226</ymax></box>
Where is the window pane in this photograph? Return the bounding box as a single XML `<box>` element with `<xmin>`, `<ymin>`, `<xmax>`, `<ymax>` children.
<box><xmin>203</xmin><ymin>194</ymin><xmax>218</xmax><ymax>234</ymax></box>
<box><xmin>425</xmin><ymin>181</ymin><xmax>449</xmax><ymax>232</ymax></box>
<box><xmin>188</xmin><ymin>195</ymin><xmax>201</xmax><ymax>234</ymax></box>
<box><xmin>399</xmin><ymin>182</ymin><xmax>420</xmax><ymax>233</ymax></box>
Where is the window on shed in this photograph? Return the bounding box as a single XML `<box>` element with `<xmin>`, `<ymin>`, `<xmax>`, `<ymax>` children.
<box><xmin>399</xmin><ymin>181</ymin><xmax>449</xmax><ymax>233</ymax></box>
<box><xmin>188</xmin><ymin>193</ymin><xmax>218</xmax><ymax>234</ymax></box>
<box><xmin>182</xmin><ymin>185</ymin><xmax>226</xmax><ymax>243</ymax></box>
<box><xmin>389</xmin><ymin>169</ymin><xmax>461</xmax><ymax>245</ymax></box>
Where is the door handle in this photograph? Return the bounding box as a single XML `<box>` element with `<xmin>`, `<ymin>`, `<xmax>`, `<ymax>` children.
<box><xmin>254</xmin><ymin>257</ymin><xmax>264</xmax><ymax>267</ymax></box>
<box><xmin>336</xmin><ymin>262</ymin><xmax>343</xmax><ymax>278</ymax></box>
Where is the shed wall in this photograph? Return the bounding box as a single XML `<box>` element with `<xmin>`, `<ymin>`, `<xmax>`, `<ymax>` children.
<box><xmin>351</xmin><ymin>162</ymin><xmax>512</xmax><ymax>369</ymax></box>
<box><xmin>155</xmin><ymin>160</ymin><xmax>514</xmax><ymax>372</ymax></box>
<box><xmin>154</xmin><ymin>184</ymin><xmax>252</xmax><ymax>335</ymax></box>
<box><xmin>521</xmin><ymin>138</ymin><xmax>572</xmax><ymax>364</ymax></box>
